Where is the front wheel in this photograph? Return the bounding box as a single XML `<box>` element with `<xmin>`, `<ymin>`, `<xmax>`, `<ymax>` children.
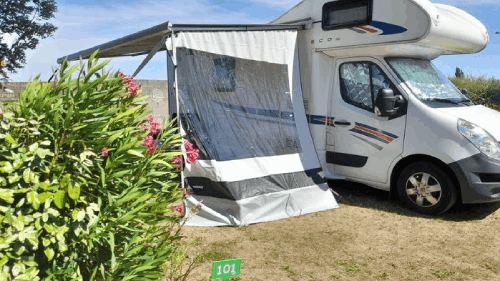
<box><xmin>396</xmin><ymin>162</ymin><xmax>457</xmax><ymax>215</ymax></box>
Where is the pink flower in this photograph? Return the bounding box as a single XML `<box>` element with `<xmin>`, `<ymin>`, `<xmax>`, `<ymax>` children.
<box><xmin>101</xmin><ymin>147</ymin><xmax>108</xmax><ymax>157</ymax></box>
<box><xmin>173</xmin><ymin>156</ymin><xmax>182</xmax><ymax>164</ymax></box>
<box><xmin>171</xmin><ymin>205</ymin><xmax>184</xmax><ymax>214</ymax></box>
<box><xmin>184</xmin><ymin>140</ymin><xmax>193</xmax><ymax>150</ymax></box>
<box><xmin>121</xmin><ymin>76</ymin><xmax>139</xmax><ymax>96</ymax></box>
<box><xmin>139</xmin><ymin>116</ymin><xmax>161</xmax><ymax>135</ymax></box>
<box><xmin>118</xmin><ymin>72</ymin><xmax>124</xmax><ymax>77</ymax></box>
<box><xmin>197</xmin><ymin>204</ymin><xmax>202</xmax><ymax>210</ymax></box>
<box><xmin>128</xmin><ymin>84</ymin><xmax>139</xmax><ymax>96</ymax></box>
<box><xmin>183</xmin><ymin>140</ymin><xmax>199</xmax><ymax>164</ymax></box>
<box><xmin>143</xmin><ymin>135</ymin><xmax>154</xmax><ymax>147</ymax></box>
<box><xmin>143</xmin><ymin>135</ymin><xmax>155</xmax><ymax>155</ymax></box>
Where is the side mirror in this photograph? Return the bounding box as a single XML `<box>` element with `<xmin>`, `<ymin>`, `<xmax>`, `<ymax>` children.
<box><xmin>375</xmin><ymin>88</ymin><xmax>400</xmax><ymax>117</ymax></box>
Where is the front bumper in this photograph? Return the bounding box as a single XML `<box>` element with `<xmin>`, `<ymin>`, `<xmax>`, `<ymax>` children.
<box><xmin>449</xmin><ymin>153</ymin><xmax>500</xmax><ymax>204</ymax></box>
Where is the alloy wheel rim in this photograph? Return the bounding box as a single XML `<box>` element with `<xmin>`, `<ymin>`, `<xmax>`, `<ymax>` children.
<box><xmin>405</xmin><ymin>172</ymin><xmax>442</xmax><ymax>208</ymax></box>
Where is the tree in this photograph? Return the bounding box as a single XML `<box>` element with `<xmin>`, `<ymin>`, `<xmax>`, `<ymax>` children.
<box><xmin>0</xmin><ymin>0</ymin><xmax>57</xmax><ymax>78</ymax></box>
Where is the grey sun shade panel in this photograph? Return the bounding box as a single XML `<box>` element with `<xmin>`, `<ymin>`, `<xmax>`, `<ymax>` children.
<box><xmin>173</xmin><ymin>30</ymin><xmax>339</xmax><ymax>226</ymax></box>
<box><xmin>176</xmin><ymin>47</ymin><xmax>302</xmax><ymax>162</ymax></box>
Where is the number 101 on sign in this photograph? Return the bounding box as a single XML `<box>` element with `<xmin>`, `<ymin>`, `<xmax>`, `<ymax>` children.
<box><xmin>211</xmin><ymin>259</ymin><xmax>241</xmax><ymax>280</ymax></box>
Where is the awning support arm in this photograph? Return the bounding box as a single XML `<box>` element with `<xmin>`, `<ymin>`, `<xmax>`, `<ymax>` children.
<box><xmin>132</xmin><ymin>35</ymin><xmax>168</xmax><ymax>77</ymax></box>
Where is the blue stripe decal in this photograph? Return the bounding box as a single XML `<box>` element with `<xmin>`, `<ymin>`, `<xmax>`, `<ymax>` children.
<box><xmin>216</xmin><ymin>102</ymin><xmax>295</xmax><ymax>121</ymax></box>
<box><xmin>370</xmin><ymin>21</ymin><xmax>407</xmax><ymax>35</ymax></box>
<box><xmin>307</xmin><ymin>114</ymin><xmax>336</xmax><ymax>127</ymax></box>
<box><xmin>350</xmin><ymin>128</ymin><xmax>391</xmax><ymax>144</ymax></box>
<box><xmin>354</xmin><ymin>122</ymin><xmax>399</xmax><ymax>139</ymax></box>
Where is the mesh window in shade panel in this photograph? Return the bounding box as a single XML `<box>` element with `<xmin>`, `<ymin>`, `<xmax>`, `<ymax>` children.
<box><xmin>176</xmin><ymin>47</ymin><xmax>301</xmax><ymax>162</ymax></box>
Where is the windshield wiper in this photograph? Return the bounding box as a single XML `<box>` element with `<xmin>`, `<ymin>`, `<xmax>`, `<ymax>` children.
<box><xmin>423</xmin><ymin>98</ymin><xmax>461</xmax><ymax>104</ymax></box>
<box><xmin>423</xmin><ymin>98</ymin><xmax>473</xmax><ymax>105</ymax></box>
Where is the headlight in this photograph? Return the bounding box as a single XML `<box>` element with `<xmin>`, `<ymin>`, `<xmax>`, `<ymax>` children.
<box><xmin>458</xmin><ymin>119</ymin><xmax>500</xmax><ymax>159</ymax></box>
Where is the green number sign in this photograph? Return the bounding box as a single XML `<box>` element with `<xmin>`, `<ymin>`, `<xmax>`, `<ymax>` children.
<box><xmin>211</xmin><ymin>258</ymin><xmax>241</xmax><ymax>280</ymax></box>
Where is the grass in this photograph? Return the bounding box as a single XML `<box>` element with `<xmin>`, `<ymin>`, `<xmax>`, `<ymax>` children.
<box><xmin>434</xmin><ymin>270</ymin><xmax>455</xmax><ymax>279</ymax></box>
<box><xmin>337</xmin><ymin>260</ymin><xmax>361</xmax><ymax>274</ymax></box>
<box><xmin>197</xmin><ymin>240</ymin><xmax>237</xmax><ymax>263</ymax></box>
<box><xmin>282</xmin><ymin>265</ymin><xmax>298</xmax><ymax>276</ymax></box>
<box><xmin>181</xmin><ymin>180</ymin><xmax>500</xmax><ymax>280</ymax></box>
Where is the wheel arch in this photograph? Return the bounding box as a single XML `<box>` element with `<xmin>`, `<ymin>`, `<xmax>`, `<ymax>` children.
<box><xmin>389</xmin><ymin>154</ymin><xmax>462</xmax><ymax>203</ymax></box>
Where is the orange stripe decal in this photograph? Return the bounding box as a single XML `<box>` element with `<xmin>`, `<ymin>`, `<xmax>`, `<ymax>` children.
<box><xmin>358</xmin><ymin>26</ymin><xmax>379</xmax><ymax>33</ymax></box>
<box><xmin>355</xmin><ymin>126</ymin><xmax>393</xmax><ymax>142</ymax></box>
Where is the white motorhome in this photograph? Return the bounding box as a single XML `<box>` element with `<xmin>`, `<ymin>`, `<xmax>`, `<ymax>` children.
<box><xmin>59</xmin><ymin>0</ymin><xmax>496</xmax><ymax>225</ymax></box>
<box><xmin>270</xmin><ymin>0</ymin><xmax>494</xmax><ymax>215</ymax></box>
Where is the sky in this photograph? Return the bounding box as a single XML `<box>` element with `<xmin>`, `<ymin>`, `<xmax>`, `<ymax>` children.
<box><xmin>4</xmin><ymin>0</ymin><xmax>500</xmax><ymax>81</ymax></box>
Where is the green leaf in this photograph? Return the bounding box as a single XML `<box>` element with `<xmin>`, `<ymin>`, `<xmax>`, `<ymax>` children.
<box><xmin>38</xmin><ymin>192</ymin><xmax>53</xmax><ymax>204</ymax></box>
<box><xmin>37</xmin><ymin>148</ymin><xmax>48</xmax><ymax>159</ymax></box>
<box><xmin>40</xmin><ymin>140</ymin><xmax>51</xmax><ymax>146</ymax></box>
<box><xmin>5</xmin><ymin>133</ymin><xmax>16</xmax><ymax>144</ymax></box>
<box><xmin>27</xmin><ymin>191</ymin><xmax>40</xmax><ymax>210</ymax></box>
<box><xmin>77</xmin><ymin>210</ymin><xmax>85</xmax><ymax>222</ymax></box>
<box><xmin>61</xmin><ymin>174</ymin><xmax>71</xmax><ymax>188</ymax></box>
<box><xmin>0</xmin><ymin>162</ymin><xmax>13</xmax><ymax>173</ymax></box>
<box><xmin>0</xmin><ymin>188</ymin><xmax>14</xmax><ymax>204</ymax></box>
<box><xmin>0</xmin><ymin>255</ymin><xmax>8</xmax><ymax>267</ymax></box>
<box><xmin>39</xmin><ymin>182</ymin><xmax>49</xmax><ymax>190</ymax></box>
<box><xmin>54</xmin><ymin>190</ymin><xmax>66</xmax><ymax>209</ymax></box>
<box><xmin>106</xmin><ymin>129</ymin><xmax>125</xmax><ymax>145</ymax></box>
<box><xmin>68</xmin><ymin>184</ymin><xmax>80</xmax><ymax>200</ymax></box>
<box><xmin>23</xmin><ymin>168</ymin><xmax>31</xmax><ymax>184</ymax></box>
<box><xmin>44</xmin><ymin>247</ymin><xmax>55</xmax><ymax>261</ymax></box>
<box><xmin>150</xmin><ymin>159</ymin><xmax>173</xmax><ymax>167</ymax></box>
<box><xmin>98</xmin><ymin>164</ymin><xmax>105</xmax><ymax>188</ymax></box>
<box><xmin>109</xmin><ymin>232</ymin><xmax>116</xmax><ymax>272</ymax></box>
<box><xmin>59</xmin><ymin>63</ymin><xmax>80</xmax><ymax>82</ymax></box>
<box><xmin>29</xmin><ymin>143</ymin><xmax>39</xmax><ymax>152</ymax></box>
<box><xmin>127</xmin><ymin>149</ymin><xmax>144</xmax><ymax>158</ymax></box>
<box><xmin>110</xmin><ymin>169</ymin><xmax>132</xmax><ymax>179</ymax></box>
<box><xmin>8</xmin><ymin>174</ymin><xmax>21</xmax><ymax>184</ymax></box>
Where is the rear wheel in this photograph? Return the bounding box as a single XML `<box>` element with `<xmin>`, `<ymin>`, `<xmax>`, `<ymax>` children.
<box><xmin>396</xmin><ymin>162</ymin><xmax>457</xmax><ymax>215</ymax></box>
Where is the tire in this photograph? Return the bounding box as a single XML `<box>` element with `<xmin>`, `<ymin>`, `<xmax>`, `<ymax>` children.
<box><xmin>396</xmin><ymin>161</ymin><xmax>457</xmax><ymax>216</ymax></box>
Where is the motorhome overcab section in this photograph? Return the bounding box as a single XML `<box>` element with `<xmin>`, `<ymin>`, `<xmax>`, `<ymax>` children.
<box><xmin>272</xmin><ymin>0</ymin><xmax>496</xmax><ymax>215</ymax></box>
<box><xmin>58</xmin><ymin>0</ymin><xmax>496</xmax><ymax>223</ymax></box>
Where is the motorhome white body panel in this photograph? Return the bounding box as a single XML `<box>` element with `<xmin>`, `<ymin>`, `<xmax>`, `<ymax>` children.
<box><xmin>274</xmin><ymin>0</ymin><xmax>488</xmax><ymax>60</ymax></box>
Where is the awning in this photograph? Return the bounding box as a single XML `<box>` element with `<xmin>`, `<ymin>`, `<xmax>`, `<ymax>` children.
<box><xmin>56</xmin><ymin>22</ymin><xmax>306</xmax><ymax>64</ymax></box>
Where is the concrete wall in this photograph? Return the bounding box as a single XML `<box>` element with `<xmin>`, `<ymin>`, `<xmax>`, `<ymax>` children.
<box><xmin>0</xmin><ymin>80</ymin><xmax>169</xmax><ymax>121</ymax></box>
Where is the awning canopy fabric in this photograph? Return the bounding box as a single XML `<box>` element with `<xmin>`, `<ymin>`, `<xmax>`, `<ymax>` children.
<box><xmin>56</xmin><ymin>22</ymin><xmax>305</xmax><ymax>64</ymax></box>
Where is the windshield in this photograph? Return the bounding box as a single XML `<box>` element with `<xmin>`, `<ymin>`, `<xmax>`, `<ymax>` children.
<box><xmin>387</xmin><ymin>58</ymin><xmax>468</xmax><ymax>102</ymax></box>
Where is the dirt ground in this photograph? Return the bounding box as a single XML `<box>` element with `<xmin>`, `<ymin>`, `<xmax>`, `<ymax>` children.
<box><xmin>180</xmin><ymin>180</ymin><xmax>500</xmax><ymax>281</ymax></box>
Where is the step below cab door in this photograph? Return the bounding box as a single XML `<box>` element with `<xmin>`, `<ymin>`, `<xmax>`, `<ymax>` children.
<box><xmin>327</xmin><ymin>57</ymin><xmax>407</xmax><ymax>184</ymax></box>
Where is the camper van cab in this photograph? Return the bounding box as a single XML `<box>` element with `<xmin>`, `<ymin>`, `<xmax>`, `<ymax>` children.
<box><xmin>272</xmin><ymin>0</ymin><xmax>498</xmax><ymax>215</ymax></box>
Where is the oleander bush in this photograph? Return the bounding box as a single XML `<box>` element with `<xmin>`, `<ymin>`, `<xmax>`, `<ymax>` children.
<box><xmin>451</xmin><ymin>75</ymin><xmax>500</xmax><ymax>110</ymax></box>
<box><xmin>0</xmin><ymin>51</ymin><xmax>188</xmax><ymax>280</ymax></box>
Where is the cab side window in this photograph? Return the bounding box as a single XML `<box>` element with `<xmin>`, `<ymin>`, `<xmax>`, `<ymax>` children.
<box><xmin>340</xmin><ymin>62</ymin><xmax>396</xmax><ymax>113</ymax></box>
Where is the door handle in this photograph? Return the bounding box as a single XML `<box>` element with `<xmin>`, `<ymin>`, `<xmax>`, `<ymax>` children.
<box><xmin>335</xmin><ymin>120</ymin><xmax>351</xmax><ymax>126</ymax></box>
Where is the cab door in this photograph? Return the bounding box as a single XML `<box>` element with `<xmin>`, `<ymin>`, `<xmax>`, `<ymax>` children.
<box><xmin>327</xmin><ymin>57</ymin><xmax>407</xmax><ymax>184</ymax></box>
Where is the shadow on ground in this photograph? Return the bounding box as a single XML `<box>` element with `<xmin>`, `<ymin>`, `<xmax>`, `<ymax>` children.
<box><xmin>328</xmin><ymin>180</ymin><xmax>500</xmax><ymax>221</ymax></box>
